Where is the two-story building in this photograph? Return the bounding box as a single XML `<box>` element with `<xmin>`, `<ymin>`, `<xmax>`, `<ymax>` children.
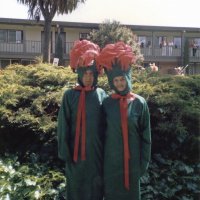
<box><xmin>0</xmin><ymin>18</ymin><xmax>200</xmax><ymax>74</ymax></box>
<box><xmin>132</xmin><ymin>25</ymin><xmax>200</xmax><ymax>74</ymax></box>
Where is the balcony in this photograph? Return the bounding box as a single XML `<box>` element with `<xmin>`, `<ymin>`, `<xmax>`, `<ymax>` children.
<box><xmin>1</xmin><ymin>41</ymin><xmax>200</xmax><ymax>63</ymax></box>
<box><xmin>0</xmin><ymin>40</ymin><xmax>74</xmax><ymax>60</ymax></box>
<box><xmin>140</xmin><ymin>47</ymin><xmax>200</xmax><ymax>63</ymax></box>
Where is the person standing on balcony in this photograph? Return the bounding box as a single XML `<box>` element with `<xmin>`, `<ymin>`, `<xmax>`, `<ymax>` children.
<box><xmin>57</xmin><ymin>40</ymin><xmax>107</xmax><ymax>200</ymax></box>
<box><xmin>168</xmin><ymin>40</ymin><xmax>173</xmax><ymax>56</ymax></box>
<box><xmin>140</xmin><ymin>41</ymin><xmax>144</xmax><ymax>48</ymax></box>
<box><xmin>97</xmin><ymin>42</ymin><xmax>151</xmax><ymax>200</ymax></box>
<box><xmin>192</xmin><ymin>40</ymin><xmax>198</xmax><ymax>56</ymax></box>
<box><xmin>162</xmin><ymin>39</ymin><xmax>167</xmax><ymax>56</ymax></box>
<box><xmin>147</xmin><ymin>40</ymin><xmax>151</xmax><ymax>56</ymax></box>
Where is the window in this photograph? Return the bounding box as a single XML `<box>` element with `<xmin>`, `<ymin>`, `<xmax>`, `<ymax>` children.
<box><xmin>155</xmin><ymin>36</ymin><xmax>181</xmax><ymax>48</ymax></box>
<box><xmin>191</xmin><ymin>38</ymin><xmax>200</xmax><ymax>46</ymax></box>
<box><xmin>174</xmin><ymin>37</ymin><xmax>181</xmax><ymax>48</ymax></box>
<box><xmin>0</xmin><ymin>30</ymin><xmax>7</xmax><ymax>42</ymax></box>
<box><xmin>0</xmin><ymin>29</ymin><xmax>23</xmax><ymax>43</ymax></box>
<box><xmin>138</xmin><ymin>36</ymin><xmax>152</xmax><ymax>48</ymax></box>
<box><xmin>55</xmin><ymin>32</ymin><xmax>66</xmax><ymax>53</ymax></box>
<box><xmin>138</xmin><ymin>36</ymin><xmax>146</xmax><ymax>48</ymax></box>
<box><xmin>155</xmin><ymin>36</ymin><xmax>167</xmax><ymax>48</ymax></box>
<box><xmin>8</xmin><ymin>30</ymin><xmax>17</xmax><ymax>43</ymax></box>
<box><xmin>79</xmin><ymin>33</ymin><xmax>90</xmax><ymax>40</ymax></box>
<box><xmin>16</xmin><ymin>31</ymin><xmax>23</xmax><ymax>43</ymax></box>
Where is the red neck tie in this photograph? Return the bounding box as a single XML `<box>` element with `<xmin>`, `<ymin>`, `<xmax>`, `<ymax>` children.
<box><xmin>73</xmin><ymin>85</ymin><xmax>94</xmax><ymax>162</ymax></box>
<box><xmin>111</xmin><ymin>92</ymin><xmax>135</xmax><ymax>190</ymax></box>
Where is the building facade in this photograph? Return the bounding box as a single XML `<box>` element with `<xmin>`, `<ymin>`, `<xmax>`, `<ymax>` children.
<box><xmin>132</xmin><ymin>25</ymin><xmax>200</xmax><ymax>74</ymax></box>
<box><xmin>0</xmin><ymin>18</ymin><xmax>200</xmax><ymax>74</ymax></box>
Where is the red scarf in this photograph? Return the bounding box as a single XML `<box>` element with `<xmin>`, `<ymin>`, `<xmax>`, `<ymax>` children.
<box><xmin>73</xmin><ymin>85</ymin><xmax>94</xmax><ymax>162</ymax></box>
<box><xmin>111</xmin><ymin>92</ymin><xmax>135</xmax><ymax>190</ymax></box>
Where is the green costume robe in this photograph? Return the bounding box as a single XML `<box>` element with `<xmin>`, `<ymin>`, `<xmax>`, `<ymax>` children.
<box><xmin>103</xmin><ymin>93</ymin><xmax>151</xmax><ymax>200</ymax></box>
<box><xmin>57</xmin><ymin>87</ymin><xmax>107</xmax><ymax>200</ymax></box>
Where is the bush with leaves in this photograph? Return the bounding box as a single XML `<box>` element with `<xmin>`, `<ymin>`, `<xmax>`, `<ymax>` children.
<box><xmin>90</xmin><ymin>20</ymin><xmax>144</xmax><ymax>64</ymax></box>
<box><xmin>133</xmin><ymin>72</ymin><xmax>200</xmax><ymax>163</ymax></box>
<box><xmin>141</xmin><ymin>156</ymin><xmax>200</xmax><ymax>200</ymax></box>
<box><xmin>0</xmin><ymin>64</ymin><xmax>199</xmax><ymax>199</ymax></box>
<box><xmin>0</xmin><ymin>64</ymin><xmax>76</xmax><ymax>160</ymax></box>
<box><xmin>0</xmin><ymin>154</ymin><xmax>66</xmax><ymax>200</ymax></box>
<box><xmin>133</xmin><ymin>69</ymin><xmax>200</xmax><ymax>199</ymax></box>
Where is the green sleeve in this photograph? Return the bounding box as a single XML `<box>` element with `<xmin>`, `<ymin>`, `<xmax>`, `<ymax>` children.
<box><xmin>57</xmin><ymin>90</ymin><xmax>72</xmax><ymax>163</ymax></box>
<box><xmin>139</xmin><ymin>100</ymin><xmax>151</xmax><ymax>177</ymax></box>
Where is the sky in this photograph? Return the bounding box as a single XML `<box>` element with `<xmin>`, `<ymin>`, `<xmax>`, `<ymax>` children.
<box><xmin>0</xmin><ymin>0</ymin><xmax>200</xmax><ymax>28</ymax></box>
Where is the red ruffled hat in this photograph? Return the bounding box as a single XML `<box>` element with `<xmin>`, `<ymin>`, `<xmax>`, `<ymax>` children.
<box><xmin>70</xmin><ymin>40</ymin><xmax>100</xmax><ymax>70</ymax></box>
<box><xmin>96</xmin><ymin>41</ymin><xmax>136</xmax><ymax>71</ymax></box>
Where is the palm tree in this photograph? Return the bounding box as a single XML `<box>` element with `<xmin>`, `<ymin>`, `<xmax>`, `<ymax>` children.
<box><xmin>17</xmin><ymin>0</ymin><xmax>85</xmax><ymax>63</ymax></box>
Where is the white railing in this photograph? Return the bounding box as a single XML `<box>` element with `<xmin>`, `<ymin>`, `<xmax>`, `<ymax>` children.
<box><xmin>140</xmin><ymin>47</ymin><xmax>181</xmax><ymax>57</ymax></box>
<box><xmin>1</xmin><ymin>41</ymin><xmax>200</xmax><ymax>61</ymax></box>
<box><xmin>0</xmin><ymin>42</ymin><xmax>23</xmax><ymax>53</ymax></box>
<box><xmin>0</xmin><ymin>41</ymin><xmax>74</xmax><ymax>55</ymax></box>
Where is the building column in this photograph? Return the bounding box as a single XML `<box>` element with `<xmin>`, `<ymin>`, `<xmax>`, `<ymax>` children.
<box><xmin>181</xmin><ymin>30</ymin><xmax>186</xmax><ymax>66</ymax></box>
<box><xmin>23</xmin><ymin>26</ymin><xmax>27</xmax><ymax>54</ymax></box>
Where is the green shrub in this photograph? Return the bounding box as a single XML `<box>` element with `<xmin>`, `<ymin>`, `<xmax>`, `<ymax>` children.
<box><xmin>136</xmin><ymin>74</ymin><xmax>200</xmax><ymax>163</ymax></box>
<box><xmin>0</xmin><ymin>64</ymin><xmax>199</xmax><ymax>199</ymax></box>
<box><xmin>0</xmin><ymin>64</ymin><xmax>76</xmax><ymax>158</ymax></box>
<box><xmin>0</xmin><ymin>155</ymin><xmax>66</xmax><ymax>200</ymax></box>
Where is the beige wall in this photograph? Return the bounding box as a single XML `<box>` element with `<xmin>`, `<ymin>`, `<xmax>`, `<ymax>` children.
<box><xmin>0</xmin><ymin>24</ymin><xmax>24</xmax><ymax>30</ymax></box>
<box><xmin>64</xmin><ymin>28</ymin><xmax>91</xmax><ymax>42</ymax></box>
<box><xmin>25</xmin><ymin>27</ymin><xmax>43</xmax><ymax>41</ymax></box>
<box><xmin>134</xmin><ymin>31</ymin><xmax>152</xmax><ymax>36</ymax></box>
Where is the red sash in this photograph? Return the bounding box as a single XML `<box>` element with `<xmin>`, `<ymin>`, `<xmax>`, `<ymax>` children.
<box><xmin>73</xmin><ymin>86</ymin><xmax>94</xmax><ymax>162</ymax></box>
<box><xmin>111</xmin><ymin>92</ymin><xmax>135</xmax><ymax>190</ymax></box>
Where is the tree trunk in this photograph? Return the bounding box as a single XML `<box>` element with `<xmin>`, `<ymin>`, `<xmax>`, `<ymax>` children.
<box><xmin>43</xmin><ymin>19</ymin><xmax>52</xmax><ymax>63</ymax></box>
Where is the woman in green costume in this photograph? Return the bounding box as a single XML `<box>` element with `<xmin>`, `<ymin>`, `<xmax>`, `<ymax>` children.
<box><xmin>57</xmin><ymin>40</ymin><xmax>107</xmax><ymax>200</ymax></box>
<box><xmin>97</xmin><ymin>42</ymin><xmax>151</xmax><ymax>200</ymax></box>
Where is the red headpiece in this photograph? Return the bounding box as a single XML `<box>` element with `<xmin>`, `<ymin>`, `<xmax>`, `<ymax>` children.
<box><xmin>70</xmin><ymin>40</ymin><xmax>100</xmax><ymax>70</ymax></box>
<box><xmin>96</xmin><ymin>41</ymin><xmax>136</xmax><ymax>71</ymax></box>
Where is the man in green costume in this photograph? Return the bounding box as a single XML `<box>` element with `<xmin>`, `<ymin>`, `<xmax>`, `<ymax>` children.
<box><xmin>57</xmin><ymin>40</ymin><xmax>106</xmax><ymax>200</ymax></box>
<box><xmin>97</xmin><ymin>42</ymin><xmax>151</xmax><ymax>200</ymax></box>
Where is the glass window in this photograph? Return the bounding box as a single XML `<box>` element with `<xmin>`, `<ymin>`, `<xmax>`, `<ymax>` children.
<box><xmin>138</xmin><ymin>36</ymin><xmax>146</xmax><ymax>48</ymax></box>
<box><xmin>0</xmin><ymin>30</ymin><xmax>7</xmax><ymax>42</ymax></box>
<box><xmin>174</xmin><ymin>37</ymin><xmax>181</xmax><ymax>48</ymax></box>
<box><xmin>16</xmin><ymin>31</ymin><xmax>22</xmax><ymax>43</ymax></box>
<box><xmin>138</xmin><ymin>36</ymin><xmax>152</xmax><ymax>48</ymax></box>
<box><xmin>6</xmin><ymin>30</ymin><xmax>23</xmax><ymax>43</ymax></box>
<box><xmin>146</xmin><ymin>37</ymin><xmax>152</xmax><ymax>47</ymax></box>
<box><xmin>8</xmin><ymin>30</ymin><xmax>16</xmax><ymax>43</ymax></box>
<box><xmin>194</xmin><ymin>38</ymin><xmax>200</xmax><ymax>46</ymax></box>
<box><xmin>79</xmin><ymin>33</ymin><xmax>90</xmax><ymax>40</ymax></box>
<box><xmin>156</xmin><ymin>36</ymin><xmax>167</xmax><ymax>48</ymax></box>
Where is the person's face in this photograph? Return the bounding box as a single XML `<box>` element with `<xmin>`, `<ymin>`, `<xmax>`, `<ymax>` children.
<box><xmin>82</xmin><ymin>70</ymin><xmax>94</xmax><ymax>87</ymax></box>
<box><xmin>113</xmin><ymin>76</ymin><xmax>127</xmax><ymax>92</ymax></box>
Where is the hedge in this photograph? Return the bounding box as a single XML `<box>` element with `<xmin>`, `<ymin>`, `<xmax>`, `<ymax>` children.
<box><xmin>0</xmin><ymin>64</ymin><xmax>199</xmax><ymax>199</ymax></box>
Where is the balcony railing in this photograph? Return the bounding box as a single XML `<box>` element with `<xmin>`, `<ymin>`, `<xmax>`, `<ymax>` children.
<box><xmin>0</xmin><ymin>42</ymin><xmax>24</xmax><ymax>53</ymax></box>
<box><xmin>1</xmin><ymin>41</ymin><xmax>200</xmax><ymax>62</ymax></box>
<box><xmin>140</xmin><ymin>47</ymin><xmax>181</xmax><ymax>57</ymax></box>
<box><xmin>0</xmin><ymin>40</ymin><xmax>74</xmax><ymax>57</ymax></box>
